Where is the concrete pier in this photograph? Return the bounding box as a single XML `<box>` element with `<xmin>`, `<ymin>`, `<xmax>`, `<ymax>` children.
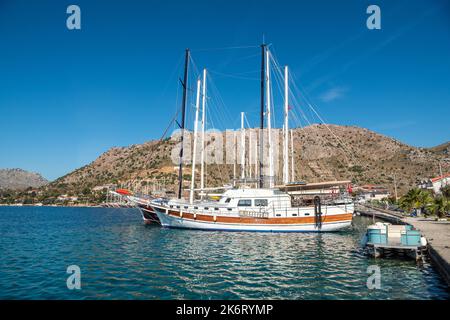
<box><xmin>404</xmin><ymin>217</ymin><xmax>450</xmax><ymax>286</ymax></box>
<box><xmin>355</xmin><ymin>204</ymin><xmax>404</xmax><ymax>224</ymax></box>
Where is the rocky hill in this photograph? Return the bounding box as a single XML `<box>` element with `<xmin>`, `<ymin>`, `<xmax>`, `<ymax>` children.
<box><xmin>0</xmin><ymin>168</ymin><xmax>49</xmax><ymax>190</ymax></box>
<box><xmin>42</xmin><ymin>124</ymin><xmax>449</xmax><ymax>197</ymax></box>
<box><xmin>429</xmin><ymin>141</ymin><xmax>450</xmax><ymax>156</ymax></box>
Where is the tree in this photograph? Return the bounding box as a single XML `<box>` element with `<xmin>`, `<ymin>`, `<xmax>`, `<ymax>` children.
<box><xmin>399</xmin><ymin>188</ymin><xmax>420</xmax><ymax>212</ymax></box>
<box><xmin>386</xmin><ymin>196</ymin><xmax>398</xmax><ymax>206</ymax></box>
<box><xmin>441</xmin><ymin>185</ymin><xmax>450</xmax><ymax>198</ymax></box>
<box><xmin>23</xmin><ymin>198</ymin><xmax>34</xmax><ymax>205</ymax></box>
<box><xmin>417</xmin><ymin>190</ymin><xmax>434</xmax><ymax>214</ymax></box>
<box><xmin>399</xmin><ymin>188</ymin><xmax>433</xmax><ymax>214</ymax></box>
<box><xmin>429</xmin><ymin>196</ymin><xmax>450</xmax><ymax>218</ymax></box>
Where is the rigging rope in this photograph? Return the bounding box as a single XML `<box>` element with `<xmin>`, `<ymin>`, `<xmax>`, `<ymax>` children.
<box><xmin>269</xmin><ymin>49</ymin><xmax>360</xmax><ymax>181</ymax></box>
<box><xmin>191</xmin><ymin>45</ymin><xmax>260</xmax><ymax>52</ymax></box>
<box><xmin>208</xmin><ymin>69</ymin><xmax>259</xmax><ymax>81</ymax></box>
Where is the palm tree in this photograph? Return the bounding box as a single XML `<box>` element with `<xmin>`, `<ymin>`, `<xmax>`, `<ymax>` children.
<box><xmin>417</xmin><ymin>189</ymin><xmax>434</xmax><ymax>215</ymax></box>
<box><xmin>399</xmin><ymin>188</ymin><xmax>421</xmax><ymax>212</ymax></box>
<box><xmin>429</xmin><ymin>196</ymin><xmax>450</xmax><ymax>218</ymax></box>
<box><xmin>399</xmin><ymin>188</ymin><xmax>433</xmax><ymax>215</ymax></box>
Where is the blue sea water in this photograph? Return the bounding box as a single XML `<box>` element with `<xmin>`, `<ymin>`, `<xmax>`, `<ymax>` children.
<box><xmin>0</xmin><ymin>206</ymin><xmax>448</xmax><ymax>300</ymax></box>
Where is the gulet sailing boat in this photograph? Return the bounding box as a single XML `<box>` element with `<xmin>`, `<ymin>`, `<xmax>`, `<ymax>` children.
<box><xmin>134</xmin><ymin>44</ymin><xmax>354</xmax><ymax>232</ymax></box>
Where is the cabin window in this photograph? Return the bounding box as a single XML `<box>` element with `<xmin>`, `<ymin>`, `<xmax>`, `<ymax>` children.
<box><xmin>276</xmin><ymin>214</ymin><xmax>281</xmax><ymax>217</ymax></box>
<box><xmin>255</xmin><ymin>199</ymin><xmax>268</xmax><ymax>207</ymax></box>
<box><xmin>227</xmin><ymin>208</ymin><xmax>232</xmax><ymax>211</ymax></box>
<box><xmin>204</xmin><ymin>207</ymin><xmax>209</xmax><ymax>210</ymax></box>
<box><xmin>214</xmin><ymin>207</ymin><xmax>219</xmax><ymax>211</ymax></box>
<box><xmin>292</xmin><ymin>214</ymin><xmax>298</xmax><ymax>217</ymax></box>
<box><xmin>237</xmin><ymin>199</ymin><xmax>252</xmax><ymax>207</ymax></box>
<box><xmin>176</xmin><ymin>206</ymin><xmax>180</xmax><ymax>209</ymax></box>
<box><xmin>194</xmin><ymin>206</ymin><xmax>198</xmax><ymax>210</ymax></box>
<box><xmin>170</xmin><ymin>205</ymin><xmax>173</xmax><ymax>208</ymax></box>
<box><xmin>184</xmin><ymin>206</ymin><xmax>188</xmax><ymax>209</ymax></box>
<box><xmin>305</xmin><ymin>213</ymin><xmax>310</xmax><ymax>216</ymax></box>
<box><xmin>225</xmin><ymin>198</ymin><xmax>231</xmax><ymax>203</ymax></box>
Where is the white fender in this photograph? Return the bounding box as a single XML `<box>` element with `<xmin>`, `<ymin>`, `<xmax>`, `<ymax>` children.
<box><xmin>420</xmin><ymin>237</ymin><xmax>427</xmax><ymax>246</ymax></box>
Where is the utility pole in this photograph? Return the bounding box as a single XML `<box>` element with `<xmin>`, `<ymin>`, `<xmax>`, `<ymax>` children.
<box><xmin>393</xmin><ymin>173</ymin><xmax>398</xmax><ymax>202</ymax></box>
<box><xmin>439</xmin><ymin>161</ymin><xmax>448</xmax><ymax>188</ymax></box>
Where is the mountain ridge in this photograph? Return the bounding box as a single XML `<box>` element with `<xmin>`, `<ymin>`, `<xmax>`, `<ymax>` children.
<box><xmin>41</xmin><ymin>124</ymin><xmax>450</xmax><ymax>197</ymax></box>
<box><xmin>0</xmin><ymin>168</ymin><xmax>49</xmax><ymax>190</ymax></box>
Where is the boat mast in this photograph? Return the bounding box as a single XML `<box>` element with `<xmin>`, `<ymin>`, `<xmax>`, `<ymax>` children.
<box><xmin>190</xmin><ymin>79</ymin><xmax>201</xmax><ymax>204</ymax></box>
<box><xmin>233</xmin><ymin>131</ymin><xmax>237</xmax><ymax>187</ymax></box>
<box><xmin>254</xmin><ymin>141</ymin><xmax>258</xmax><ymax>185</ymax></box>
<box><xmin>266</xmin><ymin>48</ymin><xmax>274</xmax><ymax>188</ymax></box>
<box><xmin>241</xmin><ymin>112</ymin><xmax>246</xmax><ymax>181</ymax></box>
<box><xmin>283</xmin><ymin>66</ymin><xmax>289</xmax><ymax>184</ymax></box>
<box><xmin>259</xmin><ymin>44</ymin><xmax>266</xmax><ymax>188</ymax></box>
<box><xmin>200</xmin><ymin>69</ymin><xmax>207</xmax><ymax>199</ymax></box>
<box><xmin>178</xmin><ymin>48</ymin><xmax>190</xmax><ymax>199</ymax></box>
<box><xmin>249</xmin><ymin>130</ymin><xmax>252</xmax><ymax>178</ymax></box>
<box><xmin>290</xmin><ymin>129</ymin><xmax>295</xmax><ymax>182</ymax></box>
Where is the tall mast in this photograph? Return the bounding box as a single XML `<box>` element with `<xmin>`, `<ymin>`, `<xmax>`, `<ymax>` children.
<box><xmin>233</xmin><ymin>131</ymin><xmax>237</xmax><ymax>187</ymax></box>
<box><xmin>177</xmin><ymin>48</ymin><xmax>190</xmax><ymax>199</ymax></box>
<box><xmin>259</xmin><ymin>44</ymin><xmax>266</xmax><ymax>188</ymax></box>
<box><xmin>241</xmin><ymin>112</ymin><xmax>246</xmax><ymax>180</ymax></box>
<box><xmin>190</xmin><ymin>79</ymin><xmax>201</xmax><ymax>204</ymax></box>
<box><xmin>249</xmin><ymin>130</ymin><xmax>252</xmax><ymax>178</ymax></box>
<box><xmin>283</xmin><ymin>66</ymin><xmax>289</xmax><ymax>184</ymax></box>
<box><xmin>254</xmin><ymin>140</ymin><xmax>258</xmax><ymax>184</ymax></box>
<box><xmin>200</xmin><ymin>69</ymin><xmax>207</xmax><ymax>198</ymax></box>
<box><xmin>290</xmin><ymin>129</ymin><xmax>295</xmax><ymax>182</ymax></box>
<box><xmin>266</xmin><ymin>48</ymin><xmax>273</xmax><ymax>188</ymax></box>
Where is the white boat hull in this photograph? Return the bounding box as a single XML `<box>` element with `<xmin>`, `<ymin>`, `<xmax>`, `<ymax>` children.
<box><xmin>153</xmin><ymin>208</ymin><xmax>352</xmax><ymax>232</ymax></box>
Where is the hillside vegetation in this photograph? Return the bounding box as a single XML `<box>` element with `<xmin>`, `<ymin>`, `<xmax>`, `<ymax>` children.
<box><xmin>39</xmin><ymin>124</ymin><xmax>449</xmax><ymax>200</ymax></box>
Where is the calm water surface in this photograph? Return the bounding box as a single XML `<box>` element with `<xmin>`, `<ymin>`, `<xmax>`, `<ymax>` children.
<box><xmin>0</xmin><ymin>206</ymin><xmax>448</xmax><ymax>299</ymax></box>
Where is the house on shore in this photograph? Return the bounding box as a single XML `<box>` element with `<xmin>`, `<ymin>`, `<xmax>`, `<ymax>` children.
<box><xmin>418</xmin><ymin>173</ymin><xmax>450</xmax><ymax>194</ymax></box>
<box><xmin>355</xmin><ymin>184</ymin><xmax>391</xmax><ymax>203</ymax></box>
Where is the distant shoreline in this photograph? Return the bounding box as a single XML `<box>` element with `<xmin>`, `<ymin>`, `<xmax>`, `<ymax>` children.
<box><xmin>0</xmin><ymin>204</ymin><xmax>102</xmax><ymax>208</ymax></box>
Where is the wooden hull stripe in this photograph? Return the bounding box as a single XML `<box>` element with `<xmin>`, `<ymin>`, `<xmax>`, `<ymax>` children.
<box><xmin>161</xmin><ymin>209</ymin><xmax>352</xmax><ymax>225</ymax></box>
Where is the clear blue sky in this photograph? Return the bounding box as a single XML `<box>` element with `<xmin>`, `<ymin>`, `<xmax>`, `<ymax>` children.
<box><xmin>1</xmin><ymin>0</ymin><xmax>449</xmax><ymax>181</ymax></box>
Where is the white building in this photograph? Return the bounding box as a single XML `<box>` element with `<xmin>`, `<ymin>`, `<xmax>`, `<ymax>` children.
<box><xmin>430</xmin><ymin>173</ymin><xmax>450</xmax><ymax>194</ymax></box>
<box><xmin>355</xmin><ymin>185</ymin><xmax>391</xmax><ymax>203</ymax></box>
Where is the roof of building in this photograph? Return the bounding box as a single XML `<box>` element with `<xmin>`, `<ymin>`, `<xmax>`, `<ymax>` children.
<box><xmin>360</xmin><ymin>184</ymin><xmax>388</xmax><ymax>190</ymax></box>
<box><xmin>431</xmin><ymin>173</ymin><xmax>450</xmax><ymax>183</ymax></box>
